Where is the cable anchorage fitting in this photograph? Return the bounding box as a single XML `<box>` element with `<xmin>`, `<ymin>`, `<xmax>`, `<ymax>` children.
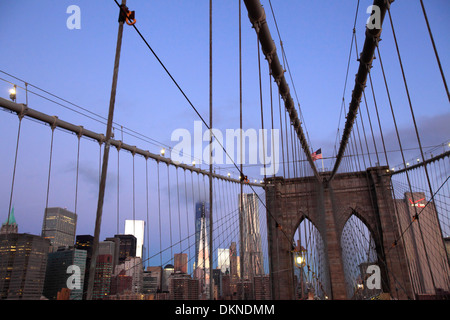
<box><xmin>118</xmin><ymin>4</ymin><xmax>136</xmax><ymax>26</ymax></box>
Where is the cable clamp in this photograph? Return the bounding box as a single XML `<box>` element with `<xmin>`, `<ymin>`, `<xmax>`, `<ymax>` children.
<box><xmin>119</xmin><ymin>4</ymin><xmax>136</xmax><ymax>26</ymax></box>
<box><xmin>240</xmin><ymin>174</ymin><xmax>249</xmax><ymax>184</ymax></box>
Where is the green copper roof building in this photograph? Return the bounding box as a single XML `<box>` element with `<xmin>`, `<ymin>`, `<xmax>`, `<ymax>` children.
<box><xmin>1</xmin><ymin>207</ymin><xmax>18</xmax><ymax>235</ymax></box>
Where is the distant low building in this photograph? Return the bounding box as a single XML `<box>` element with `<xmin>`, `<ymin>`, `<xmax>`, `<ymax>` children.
<box><xmin>254</xmin><ymin>275</ymin><xmax>271</xmax><ymax>300</ymax></box>
<box><xmin>43</xmin><ymin>246</ymin><xmax>87</xmax><ymax>300</ymax></box>
<box><xmin>110</xmin><ymin>269</ymin><xmax>133</xmax><ymax>296</ymax></box>
<box><xmin>114</xmin><ymin>256</ymin><xmax>143</xmax><ymax>294</ymax></box>
<box><xmin>144</xmin><ymin>266</ymin><xmax>162</xmax><ymax>293</ymax></box>
<box><xmin>169</xmin><ymin>272</ymin><xmax>200</xmax><ymax>300</ymax></box>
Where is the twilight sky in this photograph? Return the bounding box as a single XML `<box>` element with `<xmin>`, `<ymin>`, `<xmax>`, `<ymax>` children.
<box><xmin>0</xmin><ymin>0</ymin><xmax>449</xmax><ymax>268</ymax></box>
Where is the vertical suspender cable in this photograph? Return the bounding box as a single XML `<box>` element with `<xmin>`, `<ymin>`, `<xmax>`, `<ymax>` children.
<box><xmin>377</xmin><ymin>45</ymin><xmax>438</xmax><ymax>295</ymax></box>
<box><xmin>157</xmin><ymin>162</ymin><xmax>162</xmax><ymax>269</ymax></box>
<box><xmin>7</xmin><ymin>116</ymin><xmax>23</xmax><ymax>229</ymax></box>
<box><xmin>132</xmin><ymin>152</ymin><xmax>136</xmax><ymax>275</ymax></box>
<box><xmin>132</xmin><ymin>153</ymin><xmax>136</xmax><ymax>236</ymax></box>
<box><xmin>145</xmin><ymin>158</ymin><xmax>150</xmax><ymax>268</ymax></box>
<box><xmin>387</xmin><ymin>8</ymin><xmax>450</xmax><ymax>288</ymax></box>
<box><xmin>87</xmin><ymin>0</ymin><xmax>126</xmax><ymax>300</ymax></box>
<box><xmin>368</xmin><ymin>72</ymin><xmax>389</xmax><ymax>167</ymax></box>
<box><xmin>278</xmin><ymin>93</ymin><xmax>286</xmax><ymax>178</ymax></box>
<box><xmin>284</xmin><ymin>109</ymin><xmax>290</xmax><ymax>178</ymax></box>
<box><xmin>269</xmin><ymin>72</ymin><xmax>275</xmax><ymax>177</ymax></box>
<box><xmin>238</xmin><ymin>0</ymin><xmax>245</xmax><ymax>301</ymax></box>
<box><xmin>184</xmin><ymin>169</ymin><xmax>191</xmax><ymax>273</ymax></box>
<box><xmin>116</xmin><ymin>145</ymin><xmax>120</xmax><ymax>235</ymax></box>
<box><xmin>176</xmin><ymin>168</ymin><xmax>182</xmax><ymax>253</ymax></box>
<box><xmin>167</xmin><ymin>164</ymin><xmax>173</xmax><ymax>262</ymax></box>
<box><xmin>209</xmin><ymin>0</ymin><xmax>214</xmax><ymax>301</ymax></box>
<box><xmin>257</xmin><ymin>34</ymin><xmax>267</xmax><ymax>180</ymax></box>
<box><xmin>74</xmin><ymin>134</ymin><xmax>81</xmax><ymax>215</ymax></box>
<box><xmin>42</xmin><ymin>123</ymin><xmax>56</xmax><ymax>236</ymax></box>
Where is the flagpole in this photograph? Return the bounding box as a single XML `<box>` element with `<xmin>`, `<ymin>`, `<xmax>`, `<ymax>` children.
<box><xmin>321</xmin><ymin>157</ymin><xmax>325</xmax><ymax>172</ymax></box>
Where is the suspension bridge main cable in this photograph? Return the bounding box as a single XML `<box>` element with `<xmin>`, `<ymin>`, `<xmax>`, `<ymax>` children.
<box><xmin>330</xmin><ymin>0</ymin><xmax>393</xmax><ymax>181</ymax></box>
<box><xmin>334</xmin><ymin>0</ymin><xmax>360</xmax><ymax>161</ymax></box>
<box><xmin>243</xmin><ymin>0</ymin><xmax>321</xmax><ymax>182</ymax></box>
<box><xmin>267</xmin><ymin>0</ymin><xmax>312</xmax><ymax>151</ymax></box>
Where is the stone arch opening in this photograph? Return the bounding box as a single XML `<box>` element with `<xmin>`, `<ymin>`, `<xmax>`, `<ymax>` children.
<box><xmin>292</xmin><ymin>215</ymin><xmax>331</xmax><ymax>299</ymax></box>
<box><xmin>340</xmin><ymin>211</ymin><xmax>380</xmax><ymax>299</ymax></box>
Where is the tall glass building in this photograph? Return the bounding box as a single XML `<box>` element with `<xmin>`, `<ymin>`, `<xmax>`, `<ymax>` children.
<box><xmin>195</xmin><ymin>202</ymin><xmax>210</xmax><ymax>271</ymax></box>
<box><xmin>41</xmin><ymin>207</ymin><xmax>77</xmax><ymax>251</ymax></box>
<box><xmin>218</xmin><ymin>248</ymin><xmax>230</xmax><ymax>274</ymax></box>
<box><xmin>194</xmin><ymin>202</ymin><xmax>211</xmax><ymax>297</ymax></box>
<box><xmin>124</xmin><ymin>220</ymin><xmax>145</xmax><ymax>259</ymax></box>
<box><xmin>43</xmin><ymin>246</ymin><xmax>87</xmax><ymax>300</ymax></box>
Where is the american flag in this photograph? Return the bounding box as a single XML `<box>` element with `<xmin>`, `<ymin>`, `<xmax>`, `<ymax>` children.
<box><xmin>311</xmin><ymin>148</ymin><xmax>322</xmax><ymax>161</ymax></box>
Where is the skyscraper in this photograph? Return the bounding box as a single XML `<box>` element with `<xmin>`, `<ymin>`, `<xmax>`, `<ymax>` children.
<box><xmin>195</xmin><ymin>202</ymin><xmax>210</xmax><ymax>270</ymax></box>
<box><xmin>194</xmin><ymin>202</ymin><xmax>210</xmax><ymax>296</ymax></box>
<box><xmin>112</xmin><ymin>234</ymin><xmax>137</xmax><ymax>263</ymax></box>
<box><xmin>0</xmin><ymin>233</ymin><xmax>50</xmax><ymax>299</ymax></box>
<box><xmin>124</xmin><ymin>220</ymin><xmax>145</xmax><ymax>259</ymax></box>
<box><xmin>41</xmin><ymin>207</ymin><xmax>77</xmax><ymax>251</ymax></box>
<box><xmin>103</xmin><ymin>236</ymin><xmax>120</xmax><ymax>270</ymax></box>
<box><xmin>239</xmin><ymin>193</ymin><xmax>264</xmax><ymax>279</ymax></box>
<box><xmin>75</xmin><ymin>235</ymin><xmax>94</xmax><ymax>300</ymax></box>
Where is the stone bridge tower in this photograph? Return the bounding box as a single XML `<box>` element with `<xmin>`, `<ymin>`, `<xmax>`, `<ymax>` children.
<box><xmin>265</xmin><ymin>167</ymin><xmax>413</xmax><ymax>300</ymax></box>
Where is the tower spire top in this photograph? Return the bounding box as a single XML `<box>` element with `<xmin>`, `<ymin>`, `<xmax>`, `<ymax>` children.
<box><xmin>4</xmin><ymin>206</ymin><xmax>16</xmax><ymax>225</ymax></box>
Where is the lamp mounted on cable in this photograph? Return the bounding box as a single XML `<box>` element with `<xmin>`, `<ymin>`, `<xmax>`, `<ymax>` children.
<box><xmin>9</xmin><ymin>85</ymin><xmax>16</xmax><ymax>102</ymax></box>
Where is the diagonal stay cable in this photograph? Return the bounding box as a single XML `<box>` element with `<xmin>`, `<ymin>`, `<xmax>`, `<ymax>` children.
<box><xmin>111</xmin><ymin>0</ymin><xmax>295</xmax><ymax>246</ymax></box>
<box><xmin>112</xmin><ymin>0</ymin><xmax>245</xmax><ymax>181</ymax></box>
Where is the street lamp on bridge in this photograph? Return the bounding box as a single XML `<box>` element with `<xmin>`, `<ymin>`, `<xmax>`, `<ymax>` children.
<box><xmin>9</xmin><ymin>86</ymin><xmax>16</xmax><ymax>102</ymax></box>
